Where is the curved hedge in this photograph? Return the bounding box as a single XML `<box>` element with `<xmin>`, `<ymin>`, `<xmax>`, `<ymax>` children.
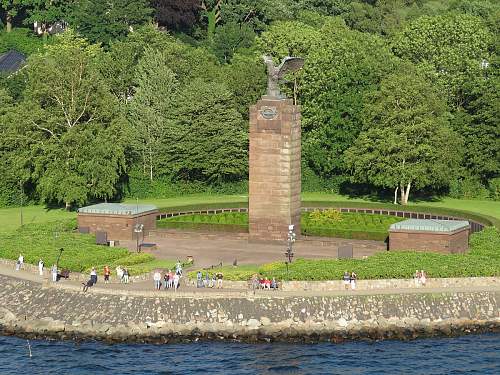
<box><xmin>158</xmin><ymin>201</ymin><xmax>499</xmax><ymax>229</ymax></box>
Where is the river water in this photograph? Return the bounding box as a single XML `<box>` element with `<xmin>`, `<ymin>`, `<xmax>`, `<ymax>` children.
<box><xmin>0</xmin><ymin>334</ymin><xmax>498</xmax><ymax>374</ymax></box>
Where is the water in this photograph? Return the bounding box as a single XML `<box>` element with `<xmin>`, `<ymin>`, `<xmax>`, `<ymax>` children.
<box><xmin>0</xmin><ymin>334</ymin><xmax>498</xmax><ymax>374</ymax></box>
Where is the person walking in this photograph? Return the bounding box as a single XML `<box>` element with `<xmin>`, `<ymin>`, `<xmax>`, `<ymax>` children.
<box><xmin>116</xmin><ymin>266</ymin><xmax>124</xmax><ymax>283</ymax></box>
<box><xmin>350</xmin><ymin>271</ymin><xmax>357</xmax><ymax>291</ymax></box>
<box><xmin>104</xmin><ymin>265</ymin><xmax>111</xmax><ymax>284</ymax></box>
<box><xmin>343</xmin><ymin>271</ymin><xmax>350</xmax><ymax>290</ymax></box>
<box><xmin>216</xmin><ymin>272</ymin><xmax>224</xmax><ymax>289</ymax></box>
<box><xmin>51</xmin><ymin>264</ymin><xmax>58</xmax><ymax>282</ymax></box>
<box><xmin>38</xmin><ymin>259</ymin><xmax>44</xmax><ymax>276</ymax></box>
<box><xmin>18</xmin><ymin>254</ymin><xmax>24</xmax><ymax>270</ymax></box>
<box><xmin>173</xmin><ymin>272</ymin><xmax>180</xmax><ymax>291</ymax></box>
<box><xmin>123</xmin><ymin>268</ymin><xmax>129</xmax><ymax>284</ymax></box>
<box><xmin>153</xmin><ymin>270</ymin><xmax>162</xmax><ymax>290</ymax></box>
<box><xmin>90</xmin><ymin>268</ymin><xmax>98</xmax><ymax>285</ymax></box>
<box><xmin>175</xmin><ymin>260</ymin><xmax>182</xmax><ymax>276</ymax></box>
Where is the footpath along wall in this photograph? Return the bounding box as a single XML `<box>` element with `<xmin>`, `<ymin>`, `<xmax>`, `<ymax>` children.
<box><xmin>0</xmin><ymin>275</ymin><xmax>498</xmax><ymax>343</ymax></box>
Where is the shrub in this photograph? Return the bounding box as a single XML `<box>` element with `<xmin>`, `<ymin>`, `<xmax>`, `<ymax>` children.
<box><xmin>488</xmin><ymin>177</ymin><xmax>500</xmax><ymax>201</ymax></box>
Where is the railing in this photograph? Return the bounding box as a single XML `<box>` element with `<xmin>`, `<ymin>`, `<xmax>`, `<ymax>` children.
<box><xmin>156</xmin><ymin>207</ymin><xmax>485</xmax><ymax>234</ymax></box>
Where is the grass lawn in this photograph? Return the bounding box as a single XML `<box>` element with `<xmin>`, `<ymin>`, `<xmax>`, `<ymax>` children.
<box><xmin>0</xmin><ymin>205</ymin><xmax>75</xmax><ymax>233</ymax></box>
<box><xmin>302</xmin><ymin>193</ymin><xmax>500</xmax><ymax>220</ymax></box>
<box><xmin>0</xmin><ymin>193</ymin><xmax>498</xmax><ymax>234</ymax></box>
<box><xmin>0</xmin><ymin>219</ymin><xmax>176</xmax><ymax>275</ymax></box>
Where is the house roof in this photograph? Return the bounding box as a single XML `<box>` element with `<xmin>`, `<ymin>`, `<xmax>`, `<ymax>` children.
<box><xmin>390</xmin><ymin>219</ymin><xmax>470</xmax><ymax>233</ymax></box>
<box><xmin>78</xmin><ymin>203</ymin><xmax>158</xmax><ymax>216</ymax></box>
<box><xmin>0</xmin><ymin>50</ymin><xmax>26</xmax><ymax>73</ymax></box>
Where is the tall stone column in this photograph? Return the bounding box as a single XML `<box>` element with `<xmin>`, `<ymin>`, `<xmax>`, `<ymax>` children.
<box><xmin>249</xmin><ymin>97</ymin><xmax>301</xmax><ymax>242</ymax></box>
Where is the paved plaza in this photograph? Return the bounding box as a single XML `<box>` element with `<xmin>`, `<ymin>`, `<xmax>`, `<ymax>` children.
<box><xmin>119</xmin><ymin>230</ymin><xmax>386</xmax><ymax>268</ymax></box>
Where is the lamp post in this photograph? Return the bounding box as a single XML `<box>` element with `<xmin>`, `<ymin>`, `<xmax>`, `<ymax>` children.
<box><xmin>56</xmin><ymin>248</ymin><xmax>64</xmax><ymax>269</ymax></box>
<box><xmin>134</xmin><ymin>223</ymin><xmax>144</xmax><ymax>253</ymax></box>
<box><xmin>284</xmin><ymin>224</ymin><xmax>296</xmax><ymax>280</ymax></box>
<box><xmin>19</xmin><ymin>180</ymin><xmax>24</xmax><ymax>227</ymax></box>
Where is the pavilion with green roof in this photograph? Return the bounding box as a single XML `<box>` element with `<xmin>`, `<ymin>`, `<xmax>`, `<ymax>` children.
<box><xmin>77</xmin><ymin>203</ymin><xmax>158</xmax><ymax>241</ymax></box>
<box><xmin>389</xmin><ymin>219</ymin><xmax>470</xmax><ymax>254</ymax></box>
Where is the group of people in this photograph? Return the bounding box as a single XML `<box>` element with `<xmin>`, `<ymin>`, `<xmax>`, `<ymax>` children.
<box><xmin>414</xmin><ymin>270</ymin><xmax>427</xmax><ymax>287</ymax></box>
<box><xmin>115</xmin><ymin>266</ymin><xmax>130</xmax><ymax>284</ymax></box>
<box><xmin>195</xmin><ymin>271</ymin><xmax>224</xmax><ymax>289</ymax></box>
<box><xmin>343</xmin><ymin>271</ymin><xmax>358</xmax><ymax>290</ymax></box>
<box><xmin>251</xmin><ymin>274</ymin><xmax>278</xmax><ymax>290</ymax></box>
<box><xmin>154</xmin><ymin>269</ymin><xmax>182</xmax><ymax>291</ymax></box>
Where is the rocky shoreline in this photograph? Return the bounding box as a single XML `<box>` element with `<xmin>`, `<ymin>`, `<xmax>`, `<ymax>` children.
<box><xmin>1</xmin><ymin>313</ymin><xmax>499</xmax><ymax>344</ymax></box>
<box><xmin>1</xmin><ymin>274</ymin><xmax>498</xmax><ymax>344</ymax></box>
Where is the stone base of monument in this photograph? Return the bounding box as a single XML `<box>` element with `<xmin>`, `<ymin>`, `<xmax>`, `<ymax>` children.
<box><xmin>248</xmin><ymin>97</ymin><xmax>301</xmax><ymax>242</ymax></box>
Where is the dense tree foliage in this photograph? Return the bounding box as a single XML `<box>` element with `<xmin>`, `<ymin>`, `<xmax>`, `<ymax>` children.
<box><xmin>0</xmin><ymin>0</ymin><xmax>498</xmax><ymax>206</ymax></box>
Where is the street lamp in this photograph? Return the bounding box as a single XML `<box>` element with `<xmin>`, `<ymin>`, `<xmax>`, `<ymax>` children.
<box><xmin>56</xmin><ymin>248</ymin><xmax>64</xmax><ymax>269</ymax></box>
<box><xmin>284</xmin><ymin>224</ymin><xmax>296</xmax><ymax>280</ymax></box>
<box><xmin>134</xmin><ymin>223</ymin><xmax>144</xmax><ymax>253</ymax></box>
<box><xmin>285</xmin><ymin>224</ymin><xmax>296</xmax><ymax>263</ymax></box>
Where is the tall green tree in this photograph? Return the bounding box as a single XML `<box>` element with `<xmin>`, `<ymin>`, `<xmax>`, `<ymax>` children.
<box><xmin>22</xmin><ymin>31</ymin><xmax>128</xmax><ymax>208</ymax></box>
<box><xmin>170</xmin><ymin>78</ymin><xmax>247</xmax><ymax>182</ymax></box>
<box><xmin>345</xmin><ymin>65</ymin><xmax>463</xmax><ymax>205</ymax></box>
<box><xmin>129</xmin><ymin>47</ymin><xmax>178</xmax><ymax>181</ymax></box>
<box><xmin>300</xmin><ymin>19</ymin><xmax>395</xmax><ymax>178</ymax></box>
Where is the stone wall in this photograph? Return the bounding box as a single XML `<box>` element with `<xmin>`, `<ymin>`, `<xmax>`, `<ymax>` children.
<box><xmin>77</xmin><ymin>210</ymin><xmax>157</xmax><ymax>241</ymax></box>
<box><xmin>0</xmin><ymin>275</ymin><xmax>498</xmax><ymax>343</ymax></box>
<box><xmin>389</xmin><ymin>228</ymin><xmax>469</xmax><ymax>254</ymax></box>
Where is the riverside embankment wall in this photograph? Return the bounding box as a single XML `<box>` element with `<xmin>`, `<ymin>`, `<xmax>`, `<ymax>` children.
<box><xmin>0</xmin><ymin>275</ymin><xmax>498</xmax><ymax>343</ymax></box>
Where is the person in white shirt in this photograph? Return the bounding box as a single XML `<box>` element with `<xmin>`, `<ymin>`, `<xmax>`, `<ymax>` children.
<box><xmin>153</xmin><ymin>270</ymin><xmax>162</xmax><ymax>290</ymax></box>
<box><xmin>173</xmin><ymin>273</ymin><xmax>180</xmax><ymax>291</ymax></box>
<box><xmin>51</xmin><ymin>264</ymin><xmax>58</xmax><ymax>282</ymax></box>
<box><xmin>18</xmin><ymin>254</ymin><xmax>24</xmax><ymax>269</ymax></box>
<box><xmin>38</xmin><ymin>259</ymin><xmax>44</xmax><ymax>276</ymax></box>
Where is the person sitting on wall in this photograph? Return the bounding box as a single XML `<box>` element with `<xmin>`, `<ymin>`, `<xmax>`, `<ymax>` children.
<box><xmin>270</xmin><ymin>278</ymin><xmax>278</xmax><ymax>290</ymax></box>
<box><xmin>216</xmin><ymin>272</ymin><xmax>224</xmax><ymax>288</ymax></box>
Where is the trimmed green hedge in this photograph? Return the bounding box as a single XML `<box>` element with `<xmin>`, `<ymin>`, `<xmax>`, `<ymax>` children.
<box><xmin>189</xmin><ymin>227</ymin><xmax>500</xmax><ymax>280</ymax></box>
<box><xmin>158</xmin><ymin>201</ymin><xmax>500</xmax><ymax>229</ymax></box>
<box><xmin>159</xmin><ymin>211</ymin><xmax>404</xmax><ymax>241</ymax></box>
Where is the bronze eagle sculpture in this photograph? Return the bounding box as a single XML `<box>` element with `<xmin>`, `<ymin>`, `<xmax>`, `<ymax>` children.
<box><xmin>263</xmin><ymin>55</ymin><xmax>305</xmax><ymax>99</ymax></box>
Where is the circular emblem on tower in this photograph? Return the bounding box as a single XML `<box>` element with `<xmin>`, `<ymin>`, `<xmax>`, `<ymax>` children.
<box><xmin>259</xmin><ymin>106</ymin><xmax>278</xmax><ymax>120</ymax></box>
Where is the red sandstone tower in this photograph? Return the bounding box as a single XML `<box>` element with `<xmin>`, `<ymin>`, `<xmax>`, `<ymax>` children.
<box><xmin>248</xmin><ymin>96</ymin><xmax>301</xmax><ymax>242</ymax></box>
